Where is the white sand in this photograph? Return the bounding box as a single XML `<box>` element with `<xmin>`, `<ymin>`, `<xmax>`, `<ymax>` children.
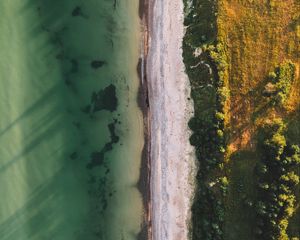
<box><xmin>147</xmin><ymin>0</ymin><xmax>196</xmax><ymax>239</ymax></box>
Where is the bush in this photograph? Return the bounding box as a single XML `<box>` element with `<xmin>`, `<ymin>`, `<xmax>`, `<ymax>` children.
<box><xmin>254</xmin><ymin>120</ymin><xmax>300</xmax><ymax>240</ymax></box>
<box><xmin>184</xmin><ymin>1</ymin><xmax>228</xmax><ymax>239</ymax></box>
<box><xmin>269</xmin><ymin>61</ymin><xmax>296</xmax><ymax>106</ymax></box>
<box><xmin>280</xmin><ymin>172</ymin><xmax>300</xmax><ymax>186</ymax></box>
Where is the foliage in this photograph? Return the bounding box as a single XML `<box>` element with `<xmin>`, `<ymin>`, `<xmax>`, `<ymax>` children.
<box><xmin>183</xmin><ymin>0</ymin><xmax>229</xmax><ymax>239</ymax></box>
<box><xmin>254</xmin><ymin>119</ymin><xmax>300</xmax><ymax>240</ymax></box>
<box><xmin>268</xmin><ymin>62</ymin><xmax>296</xmax><ymax>107</ymax></box>
<box><xmin>183</xmin><ymin>0</ymin><xmax>300</xmax><ymax>238</ymax></box>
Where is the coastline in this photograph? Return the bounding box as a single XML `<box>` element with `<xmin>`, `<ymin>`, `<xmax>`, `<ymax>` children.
<box><xmin>146</xmin><ymin>0</ymin><xmax>196</xmax><ymax>240</ymax></box>
<box><xmin>137</xmin><ymin>0</ymin><xmax>152</xmax><ymax>239</ymax></box>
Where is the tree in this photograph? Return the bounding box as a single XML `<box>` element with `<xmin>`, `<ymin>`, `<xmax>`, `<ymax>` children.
<box><xmin>280</xmin><ymin>172</ymin><xmax>300</xmax><ymax>186</ymax></box>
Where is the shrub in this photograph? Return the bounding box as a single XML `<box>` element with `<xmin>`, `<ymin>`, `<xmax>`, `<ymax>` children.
<box><xmin>254</xmin><ymin>120</ymin><xmax>300</xmax><ymax>239</ymax></box>
<box><xmin>280</xmin><ymin>172</ymin><xmax>300</xmax><ymax>186</ymax></box>
<box><xmin>269</xmin><ymin>61</ymin><xmax>296</xmax><ymax>106</ymax></box>
<box><xmin>183</xmin><ymin>1</ymin><xmax>228</xmax><ymax>239</ymax></box>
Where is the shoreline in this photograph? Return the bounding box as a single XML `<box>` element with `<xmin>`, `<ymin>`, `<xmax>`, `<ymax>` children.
<box><xmin>146</xmin><ymin>0</ymin><xmax>196</xmax><ymax>239</ymax></box>
<box><xmin>137</xmin><ymin>0</ymin><xmax>152</xmax><ymax>239</ymax></box>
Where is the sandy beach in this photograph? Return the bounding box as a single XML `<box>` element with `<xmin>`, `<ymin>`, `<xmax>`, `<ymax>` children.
<box><xmin>146</xmin><ymin>0</ymin><xmax>196</xmax><ymax>239</ymax></box>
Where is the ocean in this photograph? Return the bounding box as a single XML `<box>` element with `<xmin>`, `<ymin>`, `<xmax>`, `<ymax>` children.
<box><xmin>0</xmin><ymin>0</ymin><xmax>144</xmax><ymax>239</ymax></box>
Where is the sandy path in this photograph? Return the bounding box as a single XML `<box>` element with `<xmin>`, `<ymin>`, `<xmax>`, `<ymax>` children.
<box><xmin>147</xmin><ymin>0</ymin><xmax>195</xmax><ymax>239</ymax></box>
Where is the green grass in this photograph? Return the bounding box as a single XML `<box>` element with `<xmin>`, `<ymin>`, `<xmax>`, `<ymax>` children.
<box><xmin>224</xmin><ymin>151</ymin><xmax>258</xmax><ymax>240</ymax></box>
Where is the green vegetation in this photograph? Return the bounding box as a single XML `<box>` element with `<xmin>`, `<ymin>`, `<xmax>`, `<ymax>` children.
<box><xmin>268</xmin><ymin>62</ymin><xmax>296</xmax><ymax>107</ymax></box>
<box><xmin>223</xmin><ymin>151</ymin><xmax>258</xmax><ymax>240</ymax></box>
<box><xmin>183</xmin><ymin>1</ymin><xmax>229</xmax><ymax>239</ymax></box>
<box><xmin>183</xmin><ymin>0</ymin><xmax>300</xmax><ymax>239</ymax></box>
<box><xmin>254</xmin><ymin>119</ymin><xmax>300</xmax><ymax>239</ymax></box>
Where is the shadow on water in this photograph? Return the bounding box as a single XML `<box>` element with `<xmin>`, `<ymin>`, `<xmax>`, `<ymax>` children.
<box><xmin>0</xmin><ymin>85</ymin><xmax>59</xmax><ymax>138</ymax></box>
<box><xmin>0</xmin><ymin>102</ymin><xmax>64</xmax><ymax>173</ymax></box>
<box><xmin>0</xmin><ymin>169</ymin><xmax>68</xmax><ymax>239</ymax></box>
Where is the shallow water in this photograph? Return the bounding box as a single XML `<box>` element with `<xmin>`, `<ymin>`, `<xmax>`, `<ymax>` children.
<box><xmin>0</xmin><ymin>1</ymin><xmax>144</xmax><ymax>239</ymax></box>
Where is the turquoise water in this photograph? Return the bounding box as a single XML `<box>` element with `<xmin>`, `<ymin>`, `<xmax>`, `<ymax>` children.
<box><xmin>0</xmin><ymin>1</ymin><xmax>144</xmax><ymax>239</ymax></box>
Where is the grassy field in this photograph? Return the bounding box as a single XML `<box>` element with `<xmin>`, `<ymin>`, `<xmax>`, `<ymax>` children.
<box><xmin>218</xmin><ymin>0</ymin><xmax>300</xmax><ymax>152</ymax></box>
<box><xmin>219</xmin><ymin>0</ymin><xmax>300</xmax><ymax>238</ymax></box>
<box><xmin>184</xmin><ymin>0</ymin><xmax>299</xmax><ymax>239</ymax></box>
<box><xmin>223</xmin><ymin>151</ymin><xmax>258</xmax><ymax>240</ymax></box>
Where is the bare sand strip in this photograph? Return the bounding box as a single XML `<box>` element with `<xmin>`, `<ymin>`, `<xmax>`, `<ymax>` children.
<box><xmin>147</xmin><ymin>0</ymin><xmax>196</xmax><ymax>239</ymax></box>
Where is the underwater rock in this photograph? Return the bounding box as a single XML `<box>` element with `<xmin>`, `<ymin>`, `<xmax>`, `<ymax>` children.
<box><xmin>91</xmin><ymin>84</ymin><xmax>118</xmax><ymax>112</ymax></box>
<box><xmin>108</xmin><ymin>122</ymin><xmax>119</xmax><ymax>144</ymax></box>
<box><xmin>86</xmin><ymin>121</ymin><xmax>119</xmax><ymax>169</ymax></box>
<box><xmin>72</xmin><ymin>6</ymin><xmax>82</xmax><ymax>17</ymax></box>
<box><xmin>87</xmin><ymin>151</ymin><xmax>104</xmax><ymax>169</ymax></box>
<box><xmin>91</xmin><ymin>60</ymin><xmax>106</xmax><ymax>69</ymax></box>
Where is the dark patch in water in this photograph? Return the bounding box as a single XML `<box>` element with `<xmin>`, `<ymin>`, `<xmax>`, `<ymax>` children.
<box><xmin>70</xmin><ymin>152</ymin><xmax>78</xmax><ymax>160</ymax></box>
<box><xmin>86</xmin><ymin>121</ymin><xmax>119</xmax><ymax>169</ymax></box>
<box><xmin>108</xmin><ymin>122</ymin><xmax>119</xmax><ymax>144</ymax></box>
<box><xmin>102</xmin><ymin>200</ymin><xmax>108</xmax><ymax>210</ymax></box>
<box><xmin>93</xmin><ymin>84</ymin><xmax>118</xmax><ymax>112</ymax></box>
<box><xmin>55</xmin><ymin>52</ymin><xmax>64</xmax><ymax>60</ymax></box>
<box><xmin>72</xmin><ymin>6</ymin><xmax>82</xmax><ymax>17</ymax></box>
<box><xmin>72</xmin><ymin>121</ymin><xmax>81</xmax><ymax>129</ymax></box>
<box><xmin>82</xmin><ymin>105</ymin><xmax>91</xmax><ymax>114</ymax></box>
<box><xmin>83</xmin><ymin>84</ymin><xmax>118</xmax><ymax>114</ymax></box>
<box><xmin>71</xmin><ymin>6</ymin><xmax>89</xmax><ymax>19</ymax></box>
<box><xmin>88</xmin><ymin>151</ymin><xmax>105</xmax><ymax>169</ymax></box>
<box><xmin>91</xmin><ymin>60</ymin><xmax>106</xmax><ymax>69</ymax></box>
<box><xmin>65</xmin><ymin>79</ymin><xmax>72</xmax><ymax>86</ymax></box>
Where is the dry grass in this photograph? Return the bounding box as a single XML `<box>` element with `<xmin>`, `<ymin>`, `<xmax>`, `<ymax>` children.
<box><xmin>217</xmin><ymin>0</ymin><xmax>300</xmax><ymax>238</ymax></box>
<box><xmin>218</xmin><ymin>0</ymin><xmax>300</xmax><ymax>151</ymax></box>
